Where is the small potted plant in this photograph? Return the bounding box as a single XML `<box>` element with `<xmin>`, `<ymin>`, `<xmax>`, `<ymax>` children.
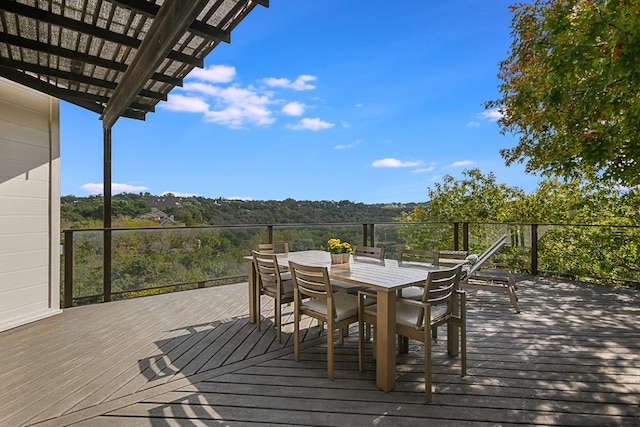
<box><xmin>326</xmin><ymin>238</ymin><xmax>352</xmax><ymax>264</ymax></box>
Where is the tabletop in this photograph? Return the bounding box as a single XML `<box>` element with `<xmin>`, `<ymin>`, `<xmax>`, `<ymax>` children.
<box><xmin>275</xmin><ymin>250</ymin><xmax>435</xmax><ymax>291</ymax></box>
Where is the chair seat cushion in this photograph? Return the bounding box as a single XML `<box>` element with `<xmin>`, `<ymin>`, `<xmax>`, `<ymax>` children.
<box><xmin>302</xmin><ymin>292</ymin><xmax>359</xmax><ymax>322</ymax></box>
<box><xmin>398</xmin><ymin>286</ymin><xmax>423</xmax><ymax>300</ymax></box>
<box><xmin>364</xmin><ymin>303</ymin><xmax>447</xmax><ymax>330</ymax></box>
<box><xmin>263</xmin><ymin>278</ymin><xmax>294</xmax><ymax>297</ymax></box>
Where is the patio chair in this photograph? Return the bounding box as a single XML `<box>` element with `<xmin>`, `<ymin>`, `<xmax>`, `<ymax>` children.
<box><xmin>398</xmin><ymin>248</ymin><xmax>439</xmax><ymax>267</ymax></box>
<box><xmin>397</xmin><ymin>249</ymin><xmax>439</xmax><ymax>299</ymax></box>
<box><xmin>252</xmin><ymin>250</ymin><xmax>295</xmax><ymax>343</ymax></box>
<box><xmin>466</xmin><ymin>265</ymin><xmax>521</xmax><ymax>313</ymax></box>
<box><xmin>438</xmin><ymin>250</ymin><xmax>469</xmax><ymax>267</ymax></box>
<box><xmin>288</xmin><ymin>261</ymin><xmax>361</xmax><ymax>380</ymax></box>
<box><xmin>358</xmin><ymin>264</ymin><xmax>466</xmax><ymax>402</ymax></box>
<box><xmin>352</xmin><ymin>245</ymin><xmax>385</xmax><ymax>263</ymax></box>
<box><xmin>257</xmin><ymin>242</ymin><xmax>289</xmax><ymax>253</ymax></box>
<box><xmin>460</xmin><ymin>234</ymin><xmax>521</xmax><ymax>313</ymax></box>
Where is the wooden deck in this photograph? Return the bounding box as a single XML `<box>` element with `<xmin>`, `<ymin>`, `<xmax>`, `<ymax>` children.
<box><xmin>1</xmin><ymin>276</ymin><xmax>639</xmax><ymax>426</ymax></box>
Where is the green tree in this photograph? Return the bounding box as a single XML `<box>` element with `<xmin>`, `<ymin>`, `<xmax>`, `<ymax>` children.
<box><xmin>488</xmin><ymin>0</ymin><xmax>640</xmax><ymax>186</ymax></box>
<box><xmin>397</xmin><ymin>169</ymin><xmax>525</xmax><ymax>251</ymax></box>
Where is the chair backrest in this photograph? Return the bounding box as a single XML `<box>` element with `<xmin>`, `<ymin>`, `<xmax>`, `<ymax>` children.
<box><xmin>257</xmin><ymin>242</ymin><xmax>289</xmax><ymax>254</ymax></box>
<box><xmin>398</xmin><ymin>249</ymin><xmax>439</xmax><ymax>267</ymax></box>
<box><xmin>437</xmin><ymin>250</ymin><xmax>468</xmax><ymax>267</ymax></box>
<box><xmin>252</xmin><ymin>250</ymin><xmax>286</xmax><ymax>294</ymax></box>
<box><xmin>464</xmin><ymin>234</ymin><xmax>507</xmax><ymax>278</ymax></box>
<box><xmin>352</xmin><ymin>245</ymin><xmax>385</xmax><ymax>262</ymax></box>
<box><xmin>288</xmin><ymin>261</ymin><xmax>336</xmax><ymax>320</ymax></box>
<box><xmin>416</xmin><ymin>264</ymin><xmax>462</xmax><ymax>327</ymax></box>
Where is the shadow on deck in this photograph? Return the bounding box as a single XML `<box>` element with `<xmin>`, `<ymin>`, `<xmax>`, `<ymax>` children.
<box><xmin>1</xmin><ymin>276</ymin><xmax>639</xmax><ymax>426</ymax></box>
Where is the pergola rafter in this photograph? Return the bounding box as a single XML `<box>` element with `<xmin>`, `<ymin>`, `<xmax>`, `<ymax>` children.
<box><xmin>0</xmin><ymin>0</ymin><xmax>267</xmax><ymax>123</ymax></box>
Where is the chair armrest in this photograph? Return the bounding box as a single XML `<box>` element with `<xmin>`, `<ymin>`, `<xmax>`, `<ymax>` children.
<box><xmin>396</xmin><ymin>297</ymin><xmax>430</xmax><ymax>309</ymax></box>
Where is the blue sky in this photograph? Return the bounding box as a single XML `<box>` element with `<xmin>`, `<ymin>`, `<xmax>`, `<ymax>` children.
<box><xmin>60</xmin><ymin>0</ymin><xmax>540</xmax><ymax>204</ymax></box>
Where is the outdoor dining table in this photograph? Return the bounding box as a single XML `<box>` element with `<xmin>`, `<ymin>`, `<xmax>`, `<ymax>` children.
<box><xmin>246</xmin><ymin>249</ymin><xmax>455</xmax><ymax>392</ymax></box>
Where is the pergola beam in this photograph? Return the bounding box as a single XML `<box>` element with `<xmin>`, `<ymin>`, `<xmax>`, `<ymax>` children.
<box><xmin>0</xmin><ymin>32</ymin><xmax>177</xmax><ymax>93</ymax></box>
<box><xmin>112</xmin><ymin>0</ymin><xmax>232</xmax><ymax>43</ymax></box>
<box><xmin>101</xmin><ymin>0</ymin><xmax>210</xmax><ymax>128</ymax></box>
<box><xmin>0</xmin><ymin>1</ymin><xmax>202</xmax><ymax>67</ymax></box>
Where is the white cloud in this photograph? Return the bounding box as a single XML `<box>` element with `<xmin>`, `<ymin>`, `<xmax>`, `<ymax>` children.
<box><xmin>467</xmin><ymin>121</ymin><xmax>480</xmax><ymax>127</ymax></box>
<box><xmin>166</xmin><ymin>82</ymin><xmax>274</xmax><ymax>127</ymax></box>
<box><xmin>288</xmin><ymin>117</ymin><xmax>334</xmax><ymax>131</ymax></box>
<box><xmin>262</xmin><ymin>74</ymin><xmax>317</xmax><ymax>90</ymax></box>
<box><xmin>227</xmin><ymin>196</ymin><xmax>254</xmax><ymax>201</ymax></box>
<box><xmin>282</xmin><ymin>101</ymin><xmax>305</xmax><ymax>116</ymax></box>
<box><xmin>162</xmin><ymin>191</ymin><xmax>199</xmax><ymax>197</ymax></box>
<box><xmin>450</xmin><ymin>160</ymin><xmax>474</xmax><ymax>167</ymax></box>
<box><xmin>187</xmin><ymin>64</ymin><xmax>236</xmax><ymax>83</ymax></box>
<box><xmin>162</xmin><ymin>94</ymin><xmax>209</xmax><ymax>113</ymax></box>
<box><xmin>334</xmin><ymin>139</ymin><xmax>362</xmax><ymax>150</ymax></box>
<box><xmin>372</xmin><ymin>158</ymin><xmax>423</xmax><ymax>168</ymax></box>
<box><xmin>479</xmin><ymin>107</ymin><xmax>503</xmax><ymax>121</ymax></box>
<box><xmin>161</xmin><ymin>65</ymin><xmax>323</xmax><ymax>129</ymax></box>
<box><xmin>412</xmin><ymin>166</ymin><xmax>435</xmax><ymax>173</ymax></box>
<box><xmin>81</xmin><ymin>182</ymin><xmax>149</xmax><ymax>195</ymax></box>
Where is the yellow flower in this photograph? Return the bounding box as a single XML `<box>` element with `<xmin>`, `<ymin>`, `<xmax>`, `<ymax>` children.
<box><xmin>327</xmin><ymin>238</ymin><xmax>353</xmax><ymax>254</ymax></box>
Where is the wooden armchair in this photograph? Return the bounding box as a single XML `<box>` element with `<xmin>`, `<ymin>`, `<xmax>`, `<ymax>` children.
<box><xmin>352</xmin><ymin>245</ymin><xmax>385</xmax><ymax>263</ymax></box>
<box><xmin>288</xmin><ymin>261</ymin><xmax>361</xmax><ymax>380</ymax></box>
<box><xmin>252</xmin><ymin>250</ymin><xmax>294</xmax><ymax>343</ymax></box>
<box><xmin>358</xmin><ymin>264</ymin><xmax>466</xmax><ymax>402</ymax></box>
<box><xmin>257</xmin><ymin>242</ymin><xmax>289</xmax><ymax>254</ymax></box>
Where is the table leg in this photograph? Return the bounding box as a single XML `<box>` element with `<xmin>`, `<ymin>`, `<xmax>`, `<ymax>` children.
<box><xmin>375</xmin><ymin>289</ymin><xmax>396</xmax><ymax>392</ymax></box>
<box><xmin>247</xmin><ymin>259</ymin><xmax>257</xmax><ymax>324</ymax></box>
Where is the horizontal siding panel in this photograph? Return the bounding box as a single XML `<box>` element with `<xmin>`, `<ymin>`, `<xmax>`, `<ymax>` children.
<box><xmin>0</xmin><ymin>215</ymin><xmax>49</xmax><ymax>235</ymax></box>
<box><xmin>0</xmin><ymin>280</ymin><xmax>49</xmax><ymax>313</ymax></box>
<box><xmin>0</xmin><ymin>136</ymin><xmax>50</xmax><ymax>164</ymax></box>
<box><xmin>0</xmin><ymin>266</ymin><xmax>50</xmax><ymax>292</ymax></box>
<box><xmin>0</xmin><ymin>195</ymin><xmax>49</xmax><ymax>216</ymax></box>
<box><xmin>0</xmin><ymin>233</ymin><xmax>50</xmax><ymax>255</ymax></box>
<box><xmin>0</xmin><ymin>249</ymin><xmax>49</xmax><ymax>278</ymax></box>
<box><xmin>0</xmin><ymin>79</ymin><xmax>51</xmax><ymax>119</ymax></box>
<box><xmin>24</xmin><ymin>162</ymin><xmax>52</xmax><ymax>183</ymax></box>
<box><xmin>0</xmin><ymin>118</ymin><xmax>49</xmax><ymax>149</ymax></box>
<box><xmin>0</xmin><ymin>177</ymin><xmax>50</xmax><ymax>198</ymax></box>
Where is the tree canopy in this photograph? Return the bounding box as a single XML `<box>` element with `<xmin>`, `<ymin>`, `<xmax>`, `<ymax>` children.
<box><xmin>488</xmin><ymin>0</ymin><xmax>640</xmax><ymax>186</ymax></box>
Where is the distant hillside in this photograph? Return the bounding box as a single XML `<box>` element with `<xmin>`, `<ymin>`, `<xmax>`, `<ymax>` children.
<box><xmin>61</xmin><ymin>193</ymin><xmax>424</xmax><ymax>228</ymax></box>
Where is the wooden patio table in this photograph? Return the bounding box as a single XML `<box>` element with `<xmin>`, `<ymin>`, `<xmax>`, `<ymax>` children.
<box><xmin>246</xmin><ymin>250</ymin><xmax>455</xmax><ymax>392</ymax></box>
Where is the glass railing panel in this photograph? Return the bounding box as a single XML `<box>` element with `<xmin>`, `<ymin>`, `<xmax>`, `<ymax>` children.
<box><xmin>109</xmin><ymin>226</ymin><xmax>265</xmax><ymax>298</ymax></box>
<box><xmin>467</xmin><ymin>223</ymin><xmax>532</xmax><ymax>272</ymax></box>
<box><xmin>271</xmin><ymin>223</ymin><xmax>364</xmax><ymax>252</ymax></box>
<box><xmin>62</xmin><ymin>221</ymin><xmax>639</xmax><ymax>307</ymax></box>
<box><xmin>537</xmin><ymin>224</ymin><xmax>640</xmax><ymax>286</ymax></box>
<box><xmin>65</xmin><ymin>230</ymin><xmax>104</xmax><ymax>303</ymax></box>
<box><xmin>386</xmin><ymin>222</ymin><xmax>455</xmax><ymax>257</ymax></box>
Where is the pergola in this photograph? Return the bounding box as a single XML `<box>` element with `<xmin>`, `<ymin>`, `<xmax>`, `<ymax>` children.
<box><xmin>0</xmin><ymin>0</ymin><xmax>268</xmax><ymax>299</ymax></box>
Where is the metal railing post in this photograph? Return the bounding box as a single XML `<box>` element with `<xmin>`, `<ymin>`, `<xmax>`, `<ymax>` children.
<box><xmin>463</xmin><ymin>222</ymin><xmax>469</xmax><ymax>252</ymax></box>
<box><xmin>453</xmin><ymin>222</ymin><xmax>459</xmax><ymax>250</ymax></box>
<box><xmin>63</xmin><ymin>230</ymin><xmax>74</xmax><ymax>308</ymax></box>
<box><xmin>531</xmin><ymin>223</ymin><xmax>538</xmax><ymax>276</ymax></box>
<box><xmin>104</xmin><ymin>228</ymin><xmax>112</xmax><ymax>302</ymax></box>
<box><xmin>369</xmin><ymin>223</ymin><xmax>375</xmax><ymax>247</ymax></box>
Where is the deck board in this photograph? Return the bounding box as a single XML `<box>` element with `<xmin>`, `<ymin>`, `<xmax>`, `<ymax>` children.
<box><xmin>1</xmin><ymin>276</ymin><xmax>639</xmax><ymax>426</ymax></box>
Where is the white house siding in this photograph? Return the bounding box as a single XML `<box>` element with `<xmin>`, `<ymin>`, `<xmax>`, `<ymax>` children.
<box><xmin>0</xmin><ymin>77</ymin><xmax>62</xmax><ymax>332</ymax></box>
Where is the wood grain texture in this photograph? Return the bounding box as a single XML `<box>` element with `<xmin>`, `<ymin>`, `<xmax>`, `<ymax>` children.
<box><xmin>0</xmin><ymin>277</ymin><xmax>638</xmax><ymax>426</ymax></box>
